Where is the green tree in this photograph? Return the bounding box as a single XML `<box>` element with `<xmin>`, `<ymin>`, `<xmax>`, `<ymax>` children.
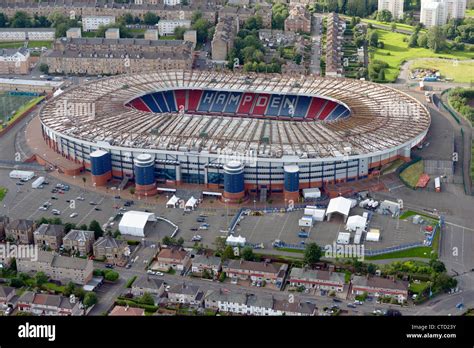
<box><xmin>427</xmin><ymin>26</ymin><xmax>446</xmax><ymax>52</ymax></box>
<box><xmin>173</xmin><ymin>26</ymin><xmax>187</xmax><ymax>40</ymax></box>
<box><xmin>417</xmin><ymin>33</ymin><xmax>428</xmax><ymax>48</ymax></box>
<box><xmin>73</xmin><ymin>287</ymin><xmax>86</xmax><ymax>300</ymax></box>
<box><xmin>120</xmin><ymin>13</ymin><xmax>135</xmax><ymax>25</ymax></box>
<box><xmin>143</xmin><ymin>12</ymin><xmax>159</xmax><ymax>25</ymax></box>
<box><xmin>0</xmin><ymin>13</ymin><xmax>8</xmax><ymax>28</ymax></box>
<box><xmin>241</xmin><ymin>246</ymin><xmax>255</xmax><ymax>261</ymax></box>
<box><xmin>78</xmin><ymin>224</ymin><xmax>88</xmax><ymax>231</ymax></box>
<box><xmin>140</xmin><ymin>292</ymin><xmax>155</xmax><ymax>305</ymax></box>
<box><xmin>89</xmin><ymin>220</ymin><xmax>103</xmax><ymax>240</ymax></box>
<box><xmin>64</xmin><ymin>282</ymin><xmax>76</xmax><ymax>297</ymax></box>
<box><xmin>429</xmin><ymin>259</ymin><xmax>446</xmax><ymax>273</ymax></box>
<box><xmin>192</xmin><ymin>18</ymin><xmax>211</xmax><ymax>44</ymax></box>
<box><xmin>83</xmin><ymin>292</ymin><xmax>98</xmax><ymax>307</ymax></box>
<box><xmin>221</xmin><ymin>245</ymin><xmax>234</xmax><ymax>261</ymax></box>
<box><xmin>367</xmin><ymin>30</ymin><xmax>379</xmax><ymax>47</ymax></box>
<box><xmin>104</xmin><ymin>270</ymin><xmax>119</xmax><ymax>282</ymax></box>
<box><xmin>367</xmin><ymin>264</ymin><xmax>377</xmax><ymax>275</ymax></box>
<box><xmin>9</xmin><ymin>278</ymin><xmax>25</xmax><ymax>288</ymax></box>
<box><xmin>391</xmin><ymin>22</ymin><xmax>397</xmax><ymax>31</ymax></box>
<box><xmin>244</xmin><ymin>16</ymin><xmax>263</xmax><ymax>31</ymax></box>
<box><xmin>35</xmin><ymin>272</ymin><xmax>48</xmax><ymax>287</ymax></box>
<box><xmin>214</xmin><ymin>236</ymin><xmax>226</xmax><ymax>253</ymax></box>
<box><xmin>11</xmin><ymin>11</ymin><xmax>31</xmax><ymax>28</ymax></box>
<box><xmin>64</xmin><ymin>222</ymin><xmax>76</xmax><ymax>233</ymax></box>
<box><xmin>408</xmin><ymin>32</ymin><xmax>419</xmax><ymax>47</ymax></box>
<box><xmin>303</xmin><ymin>242</ymin><xmax>322</xmax><ymax>265</ymax></box>
<box><xmin>376</xmin><ymin>9</ymin><xmax>393</xmax><ymax>23</ymax></box>
<box><xmin>272</xmin><ymin>3</ymin><xmax>289</xmax><ymax>30</ymax></box>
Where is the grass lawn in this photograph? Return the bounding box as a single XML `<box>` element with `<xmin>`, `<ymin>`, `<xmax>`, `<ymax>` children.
<box><xmin>159</xmin><ymin>35</ymin><xmax>177</xmax><ymax>40</ymax></box>
<box><xmin>27</xmin><ymin>40</ymin><xmax>53</xmax><ymax>49</ymax></box>
<box><xmin>399</xmin><ymin>160</ymin><xmax>424</xmax><ymax>188</ymax></box>
<box><xmin>409</xmin><ymin>281</ymin><xmax>429</xmax><ymax>294</ymax></box>
<box><xmin>362</xmin><ymin>19</ymin><xmax>424</xmax><ymax>33</ymax></box>
<box><xmin>365</xmin><ymin>246</ymin><xmax>435</xmax><ymax>260</ymax></box>
<box><xmin>410</xmin><ymin>59</ymin><xmax>474</xmax><ymax>83</ymax></box>
<box><xmin>275</xmin><ymin>247</ymin><xmax>304</xmax><ymax>254</ymax></box>
<box><xmin>82</xmin><ymin>31</ymin><xmax>97</xmax><ymax>38</ymax></box>
<box><xmin>0</xmin><ymin>41</ymin><xmax>25</xmax><ymax>49</ymax></box>
<box><xmin>0</xmin><ymin>187</ymin><xmax>7</xmax><ymax>202</ymax></box>
<box><xmin>42</xmin><ymin>282</ymin><xmax>66</xmax><ymax>293</ymax></box>
<box><xmin>370</xmin><ymin>30</ymin><xmax>473</xmax><ymax>82</ymax></box>
<box><xmin>381</xmin><ymin>158</ymin><xmax>405</xmax><ymax>174</ymax></box>
<box><xmin>5</xmin><ymin>96</ymin><xmax>44</xmax><ymax>126</ymax></box>
<box><xmin>466</xmin><ymin>9</ymin><xmax>474</xmax><ymax>17</ymax></box>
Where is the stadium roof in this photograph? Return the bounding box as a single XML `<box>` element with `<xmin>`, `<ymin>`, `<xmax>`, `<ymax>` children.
<box><xmin>39</xmin><ymin>70</ymin><xmax>430</xmax><ymax>160</ymax></box>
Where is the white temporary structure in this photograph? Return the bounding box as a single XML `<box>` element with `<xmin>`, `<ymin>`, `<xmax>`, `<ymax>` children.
<box><xmin>185</xmin><ymin>196</ymin><xmax>198</xmax><ymax>211</ymax></box>
<box><xmin>166</xmin><ymin>195</ymin><xmax>180</xmax><ymax>208</ymax></box>
<box><xmin>9</xmin><ymin>170</ymin><xmax>34</xmax><ymax>180</ymax></box>
<box><xmin>337</xmin><ymin>232</ymin><xmax>351</xmax><ymax>245</ymax></box>
<box><xmin>304</xmin><ymin>206</ymin><xmax>326</xmax><ymax>222</ymax></box>
<box><xmin>366</xmin><ymin>228</ymin><xmax>381</xmax><ymax>242</ymax></box>
<box><xmin>302</xmin><ymin>187</ymin><xmax>321</xmax><ymax>199</ymax></box>
<box><xmin>346</xmin><ymin>215</ymin><xmax>367</xmax><ymax>232</ymax></box>
<box><xmin>226</xmin><ymin>235</ymin><xmax>246</xmax><ymax>247</ymax></box>
<box><xmin>299</xmin><ymin>216</ymin><xmax>313</xmax><ymax>227</ymax></box>
<box><xmin>326</xmin><ymin>196</ymin><xmax>352</xmax><ymax>222</ymax></box>
<box><xmin>118</xmin><ymin>211</ymin><xmax>156</xmax><ymax>237</ymax></box>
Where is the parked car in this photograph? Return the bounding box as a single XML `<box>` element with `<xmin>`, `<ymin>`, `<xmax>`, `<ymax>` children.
<box><xmin>70</xmin><ymin>212</ymin><xmax>78</xmax><ymax>218</ymax></box>
<box><xmin>105</xmin><ymin>264</ymin><xmax>114</xmax><ymax>269</ymax></box>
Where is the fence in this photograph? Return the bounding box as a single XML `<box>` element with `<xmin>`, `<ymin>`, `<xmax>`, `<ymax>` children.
<box><xmin>439</xmin><ymin>89</ymin><xmax>461</xmax><ymax>124</ymax></box>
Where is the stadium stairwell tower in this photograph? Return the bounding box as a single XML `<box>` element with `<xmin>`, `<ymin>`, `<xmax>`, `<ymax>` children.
<box><xmin>90</xmin><ymin>150</ymin><xmax>112</xmax><ymax>186</ymax></box>
<box><xmin>223</xmin><ymin>161</ymin><xmax>246</xmax><ymax>202</ymax></box>
<box><xmin>284</xmin><ymin>165</ymin><xmax>300</xmax><ymax>202</ymax></box>
<box><xmin>134</xmin><ymin>154</ymin><xmax>157</xmax><ymax>197</ymax></box>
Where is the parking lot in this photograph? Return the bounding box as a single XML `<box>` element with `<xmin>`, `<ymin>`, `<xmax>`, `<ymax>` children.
<box><xmin>0</xmin><ymin>169</ymin><xmax>234</xmax><ymax>249</ymax></box>
<box><xmin>234</xmin><ymin>206</ymin><xmax>427</xmax><ymax>252</ymax></box>
<box><xmin>0</xmin><ymin>169</ymin><xmax>117</xmax><ymax>226</ymax></box>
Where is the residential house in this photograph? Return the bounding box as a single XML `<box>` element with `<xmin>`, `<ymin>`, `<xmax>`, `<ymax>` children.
<box><xmin>284</xmin><ymin>4</ymin><xmax>311</xmax><ymax>33</ymax></box>
<box><xmin>93</xmin><ymin>236</ymin><xmax>130</xmax><ymax>266</ymax></box>
<box><xmin>222</xmin><ymin>259</ymin><xmax>288</xmax><ymax>288</ymax></box>
<box><xmin>167</xmin><ymin>283</ymin><xmax>204</xmax><ymax>307</ymax></box>
<box><xmin>17</xmin><ymin>250</ymin><xmax>94</xmax><ymax>285</ymax></box>
<box><xmin>0</xmin><ymin>216</ymin><xmax>9</xmax><ymax>240</ymax></box>
<box><xmin>131</xmin><ymin>275</ymin><xmax>165</xmax><ymax>298</ymax></box>
<box><xmin>152</xmin><ymin>248</ymin><xmax>191</xmax><ymax>273</ymax></box>
<box><xmin>351</xmin><ymin>275</ymin><xmax>409</xmax><ymax>303</ymax></box>
<box><xmin>204</xmin><ymin>290</ymin><xmax>316</xmax><ymax>316</ymax></box>
<box><xmin>288</xmin><ymin>268</ymin><xmax>346</xmax><ymax>292</ymax></box>
<box><xmin>63</xmin><ymin>229</ymin><xmax>95</xmax><ymax>256</ymax></box>
<box><xmin>191</xmin><ymin>255</ymin><xmax>221</xmax><ymax>276</ymax></box>
<box><xmin>109</xmin><ymin>305</ymin><xmax>145</xmax><ymax>316</ymax></box>
<box><xmin>17</xmin><ymin>291</ymin><xmax>84</xmax><ymax>316</ymax></box>
<box><xmin>0</xmin><ymin>285</ymin><xmax>15</xmax><ymax>313</ymax></box>
<box><xmin>5</xmin><ymin>219</ymin><xmax>35</xmax><ymax>244</ymax></box>
<box><xmin>33</xmin><ymin>224</ymin><xmax>65</xmax><ymax>251</ymax></box>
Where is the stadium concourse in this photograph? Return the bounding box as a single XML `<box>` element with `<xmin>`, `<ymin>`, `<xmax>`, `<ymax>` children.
<box><xmin>33</xmin><ymin>70</ymin><xmax>430</xmax><ymax>203</ymax></box>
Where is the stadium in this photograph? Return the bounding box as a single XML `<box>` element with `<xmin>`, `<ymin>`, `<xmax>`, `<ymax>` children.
<box><xmin>38</xmin><ymin>70</ymin><xmax>430</xmax><ymax>201</ymax></box>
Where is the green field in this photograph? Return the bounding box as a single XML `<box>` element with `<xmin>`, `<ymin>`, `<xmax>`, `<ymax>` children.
<box><xmin>0</xmin><ymin>41</ymin><xmax>52</xmax><ymax>49</ymax></box>
<box><xmin>410</xmin><ymin>59</ymin><xmax>474</xmax><ymax>83</ymax></box>
<box><xmin>362</xmin><ymin>19</ymin><xmax>424</xmax><ymax>33</ymax></box>
<box><xmin>409</xmin><ymin>281</ymin><xmax>430</xmax><ymax>294</ymax></box>
<box><xmin>365</xmin><ymin>246</ymin><xmax>434</xmax><ymax>260</ymax></box>
<box><xmin>399</xmin><ymin>160</ymin><xmax>424</xmax><ymax>188</ymax></box>
<box><xmin>370</xmin><ymin>30</ymin><xmax>473</xmax><ymax>82</ymax></box>
<box><xmin>466</xmin><ymin>9</ymin><xmax>474</xmax><ymax>17</ymax></box>
<box><xmin>0</xmin><ymin>187</ymin><xmax>7</xmax><ymax>202</ymax></box>
<box><xmin>0</xmin><ymin>93</ymin><xmax>44</xmax><ymax>127</ymax></box>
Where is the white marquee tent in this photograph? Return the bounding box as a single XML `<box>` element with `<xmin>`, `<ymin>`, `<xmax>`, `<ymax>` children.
<box><xmin>326</xmin><ymin>196</ymin><xmax>352</xmax><ymax>222</ymax></box>
<box><xmin>166</xmin><ymin>195</ymin><xmax>180</xmax><ymax>208</ymax></box>
<box><xmin>118</xmin><ymin>211</ymin><xmax>156</xmax><ymax>237</ymax></box>
<box><xmin>185</xmin><ymin>196</ymin><xmax>198</xmax><ymax>211</ymax></box>
<box><xmin>346</xmin><ymin>215</ymin><xmax>367</xmax><ymax>232</ymax></box>
<box><xmin>226</xmin><ymin>235</ymin><xmax>246</xmax><ymax>247</ymax></box>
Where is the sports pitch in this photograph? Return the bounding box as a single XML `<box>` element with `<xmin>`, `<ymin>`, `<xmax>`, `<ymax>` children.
<box><xmin>0</xmin><ymin>92</ymin><xmax>38</xmax><ymax>125</ymax></box>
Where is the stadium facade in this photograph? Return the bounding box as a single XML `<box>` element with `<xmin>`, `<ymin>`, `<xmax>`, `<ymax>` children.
<box><xmin>38</xmin><ymin>70</ymin><xmax>430</xmax><ymax>201</ymax></box>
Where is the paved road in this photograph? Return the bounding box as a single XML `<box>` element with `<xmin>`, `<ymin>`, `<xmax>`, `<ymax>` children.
<box><xmin>309</xmin><ymin>14</ymin><xmax>322</xmax><ymax>76</ymax></box>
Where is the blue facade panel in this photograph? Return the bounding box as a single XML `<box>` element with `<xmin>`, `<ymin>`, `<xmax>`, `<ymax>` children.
<box><xmin>223</xmin><ymin>92</ymin><xmax>242</xmax><ymax>114</ymax></box>
<box><xmin>152</xmin><ymin>92</ymin><xmax>169</xmax><ymax>112</ymax></box>
<box><xmin>293</xmin><ymin>96</ymin><xmax>311</xmax><ymax>118</ymax></box>
<box><xmin>210</xmin><ymin>91</ymin><xmax>230</xmax><ymax>113</ymax></box>
<box><xmin>91</xmin><ymin>152</ymin><xmax>112</xmax><ymax>176</ymax></box>
<box><xmin>163</xmin><ymin>90</ymin><xmax>177</xmax><ymax>112</ymax></box>
<box><xmin>224</xmin><ymin>172</ymin><xmax>244</xmax><ymax>194</ymax></box>
<box><xmin>141</xmin><ymin>94</ymin><xmax>160</xmax><ymax>113</ymax></box>
<box><xmin>135</xmin><ymin>164</ymin><xmax>155</xmax><ymax>186</ymax></box>
<box><xmin>280</xmin><ymin>95</ymin><xmax>299</xmax><ymax>117</ymax></box>
<box><xmin>284</xmin><ymin>171</ymin><xmax>299</xmax><ymax>192</ymax></box>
